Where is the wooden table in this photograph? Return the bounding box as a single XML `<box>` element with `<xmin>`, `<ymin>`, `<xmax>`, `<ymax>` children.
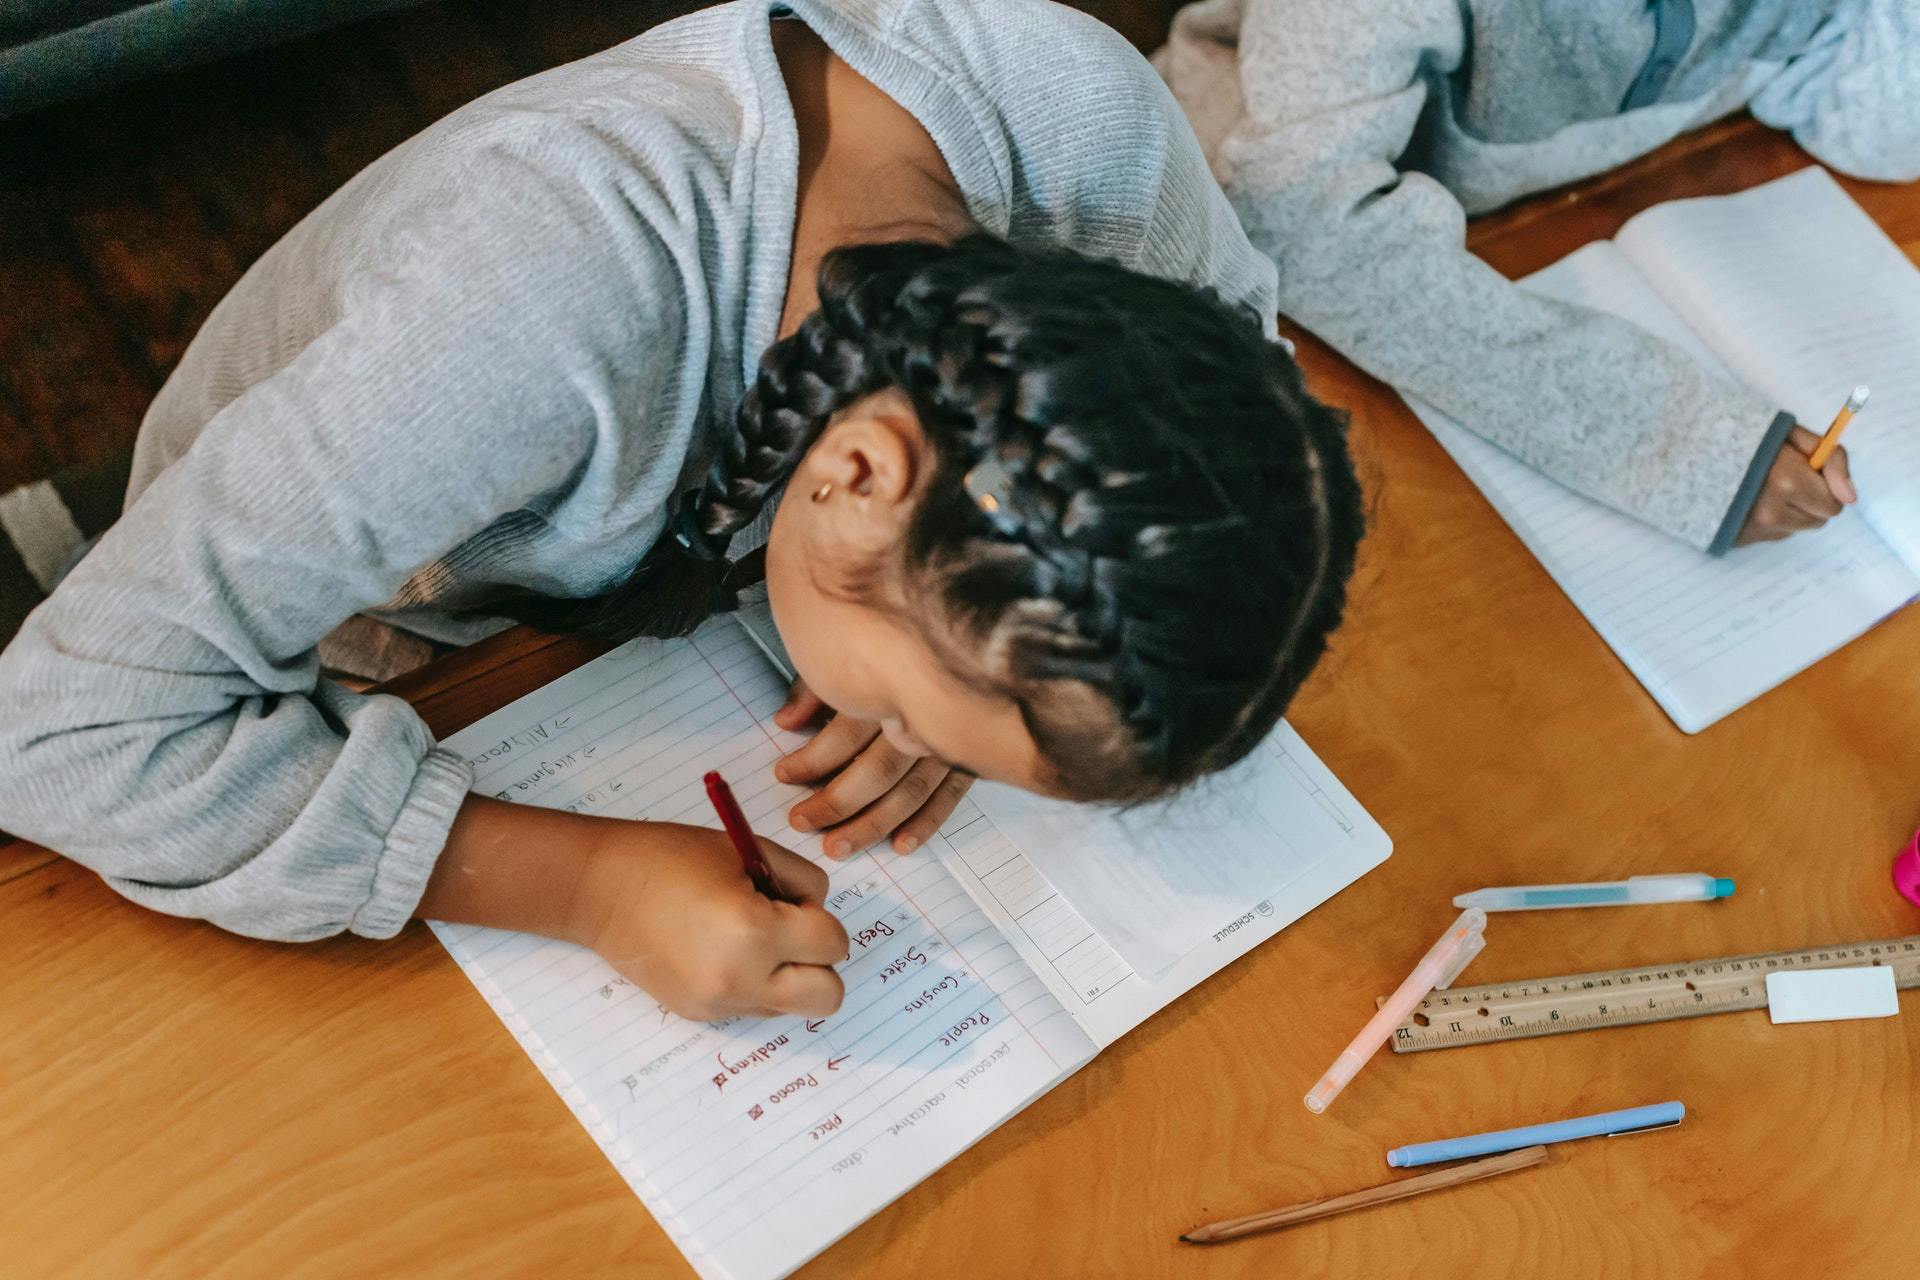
<box><xmin>5</xmin><ymin>118</ymin><xmax>1918</xmax><ymax>1279</ymax></box>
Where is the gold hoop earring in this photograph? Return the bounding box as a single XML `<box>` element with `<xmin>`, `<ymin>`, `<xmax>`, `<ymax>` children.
<box><xmin>811</xmin><ymin>482</ymin><xmax>833</xmax><ymax>503</ymax></box>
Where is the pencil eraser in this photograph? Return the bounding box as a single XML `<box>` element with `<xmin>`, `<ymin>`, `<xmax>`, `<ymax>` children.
<box><xmin>1765</xmin><ymin>968</ymin><xmax>1899</xmax><ymax>1024</ymax></box>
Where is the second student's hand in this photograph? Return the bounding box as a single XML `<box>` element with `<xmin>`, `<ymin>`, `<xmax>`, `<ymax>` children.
<box><xmin>1736</xmin><ymin>425</ymin><xmax>1857</xmax><ymax>545</ymax></box>
<box><xmin>772</xmin><ymin>676</ymin><xmax>973</xmax><ymax>860</ymax></box>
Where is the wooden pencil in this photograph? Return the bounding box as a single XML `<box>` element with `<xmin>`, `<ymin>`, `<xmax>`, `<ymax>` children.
<box><xmin>1179</xmin><ymin>1145</ymin><xmax>1550</xmax><ymax>1245</ymax></box>
<box><xmin>1808</xmin><ymin>384</ymin><xmax>1870</xmax><ymax>471</ymax></box>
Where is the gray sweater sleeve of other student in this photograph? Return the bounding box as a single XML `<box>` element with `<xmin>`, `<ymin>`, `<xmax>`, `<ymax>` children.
<box><xmin>1162</xmin><ymin>0</ymin><xmax>1788</xmax><ymax>553</ymax></box>
<box><xmin>0</xmin><ymin>146</ymin><xmax>690</xmax><ymax>942</ymax></box>
<box><xmin>1748</xmin><ymin>0</ymin><xmax>1920</xmax><ymax>184</ymax></box>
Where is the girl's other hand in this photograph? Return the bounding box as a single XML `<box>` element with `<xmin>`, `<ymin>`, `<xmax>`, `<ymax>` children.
<box><xmin>772</xmin><ymin>677</ymin><xmax>973</xmax><ymax>859</ymax></box>
<box><xmin>569</xmin><ymin>821</ymin><xmax>848</xmax><ymax>1021</ymax></box>
<box><xmin>1736</xmin><ymin>425</ymin><xmax>1855</xmax><ymax>546</ymax></box>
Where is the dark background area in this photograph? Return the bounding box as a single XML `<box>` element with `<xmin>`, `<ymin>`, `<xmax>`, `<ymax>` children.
<box><xmin>0</xmin><ymin>0</ymin><xmax>1182</xmax><ymax>494</ymax></box>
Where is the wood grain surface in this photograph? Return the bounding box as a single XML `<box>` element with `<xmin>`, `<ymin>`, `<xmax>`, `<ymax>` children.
<box><xmin>5</xmin><ymin>118</ymin><xmax>1917</xmax><ymax>1280</ymax></box>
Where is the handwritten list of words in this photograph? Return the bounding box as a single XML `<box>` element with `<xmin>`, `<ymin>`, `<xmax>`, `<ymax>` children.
<box><xmin>434</xmin><ymin>623</ymin><xmax>1097</xmax><ymax>1280</ymax></box>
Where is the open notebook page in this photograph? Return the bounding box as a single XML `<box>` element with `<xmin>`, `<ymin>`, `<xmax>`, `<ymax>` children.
<box><xmin>969</xmin><ymin>731</ymin><xmax>1389</xmax><ymax>981</ymax></box>
<box><xmin>1406</xmin><ymin>240</ymin><xmax>1918</xmax><ymax>732</ymax></box>
<box><xmin>943</xmin><ymin>729</ymin><xmax>1386</xmax><ymax>1044</ymax></box>
<box><xmin>434</xmin><ymin>621</ymin><xmax>1095</xmax><ymax>1280</ymax></box>
<box><xmin>731</xmin><ymin>589</ymin><xmax>1391</xmax><ymax>1036</ymax></box>
<box><xmin>1616</xmin><ymin>166</ymin><xmax>1920</xmax><ymax>566</ymax></box>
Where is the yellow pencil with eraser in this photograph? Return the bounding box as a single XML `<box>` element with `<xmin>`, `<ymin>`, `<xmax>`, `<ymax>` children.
<box><xmin>1808</xmin><ymin>385</ymin><xmax>1870</xmax><ymax>471</ymax></box>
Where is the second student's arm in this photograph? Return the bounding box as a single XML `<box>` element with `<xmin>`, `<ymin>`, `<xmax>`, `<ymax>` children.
<box><xmin>1164</xmin><ymin>0</ymin><xmax>1824</xmax><ymax>553</ymax></box>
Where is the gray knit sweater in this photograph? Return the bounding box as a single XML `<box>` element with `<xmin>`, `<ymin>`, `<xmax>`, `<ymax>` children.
<box><xmin>0</xmin><ymin>0</ymin><xmax>1276</xmax><ymax>942</ymax></box>
<box><xmin>1159</xmin><ymin>0</ymin><xmax>1920</xmax><ymax>551</ymax></box>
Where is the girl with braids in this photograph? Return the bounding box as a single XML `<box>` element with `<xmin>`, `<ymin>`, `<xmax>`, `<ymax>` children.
<box><xmin>0</xmin><ymin>1</ymin><xmax>1360</xmax><ymax>1021</ymax></box>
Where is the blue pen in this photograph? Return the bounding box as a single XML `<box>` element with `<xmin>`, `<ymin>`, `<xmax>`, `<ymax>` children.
<box><xmin>1386</xmin><ymin>1101</ymin><xmax>1685</xmax><ymax>1168</ymax></box>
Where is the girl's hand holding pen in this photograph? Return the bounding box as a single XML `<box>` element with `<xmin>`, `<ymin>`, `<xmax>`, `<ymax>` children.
<box><xmin>1736</xmin><ymin>425</ymin><xmax>1856</xmax><ymax>545</ymax></box>
<box><xmin>568</xmin><ymin>822</ymin><xmax>850</xmax><ymax>1021</ymax></box>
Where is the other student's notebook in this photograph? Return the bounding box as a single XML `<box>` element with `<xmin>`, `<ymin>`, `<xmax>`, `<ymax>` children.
<box><xmin>432</xmin><ymin>610</ymin><xmax>1389</xmax><ymax>1280</ymax></box>
<box><xmin>1404</xmin><ymin>167</ymin><xmax>1920</xmax><ymax>732</ymax></box>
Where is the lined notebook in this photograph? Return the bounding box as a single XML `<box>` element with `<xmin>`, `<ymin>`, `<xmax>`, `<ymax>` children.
<box><xmin>432</xmin><ymin>608</ymin><xmax>1389</xmax><ymax>1280</ymax></box>
<box><xmin>1406</xmin><ymin>167</ymin><xmax>1920</xmax><ymax>732</ymax></box>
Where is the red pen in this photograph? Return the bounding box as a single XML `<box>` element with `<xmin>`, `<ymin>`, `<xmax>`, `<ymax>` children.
<box><xmin>704</xmin><ymin>770</ymin><xmax>788</xmax><ymax>902</ymax></box>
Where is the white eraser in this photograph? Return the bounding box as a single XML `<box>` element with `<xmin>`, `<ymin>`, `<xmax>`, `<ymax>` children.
<box><xmin>1766</xmin><ymin>967</ymin><xmax>1899</xmax><ymax>1024</ymax></box>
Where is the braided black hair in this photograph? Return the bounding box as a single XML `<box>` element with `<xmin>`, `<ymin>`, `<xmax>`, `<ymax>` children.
<box><xmin>498</xmin><ymin>236</ymin><xmax>1362</xmax><ymax>801</ymax></box>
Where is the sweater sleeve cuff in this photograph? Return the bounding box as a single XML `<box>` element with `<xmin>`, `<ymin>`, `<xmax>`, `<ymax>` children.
<box><xmin>1707</xmin><ymin>411</ymin><xmax>1797</xmax><ymax>557</ymax></box>
<box><xmin>349</xmin><ymin>746</ymin><xmax>473</xmax><ymax>940</ymax></box>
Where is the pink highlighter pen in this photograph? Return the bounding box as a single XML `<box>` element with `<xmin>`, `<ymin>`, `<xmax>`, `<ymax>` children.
<box><xmin>1895</xmin><ymin>828</ymin><xmax>1920</xmax><ymax>908</ymax></box>
<box><xmin>1305</xmin><ymin>908</ymin><xmax>1488</xmax><ymax>1114</ymax></box>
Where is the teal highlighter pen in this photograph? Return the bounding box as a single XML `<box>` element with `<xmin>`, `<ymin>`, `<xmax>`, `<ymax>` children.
<box><xmin>1453</xmin><ymin>873</ymin><xmax>1733</xmax><ymax>912</ymax></box>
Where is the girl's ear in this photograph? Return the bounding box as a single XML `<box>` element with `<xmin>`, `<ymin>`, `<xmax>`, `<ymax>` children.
<box><xmin>804</xmin><ymin>388</ymin><xmax>928</xmax><ymax>551</ymax></box>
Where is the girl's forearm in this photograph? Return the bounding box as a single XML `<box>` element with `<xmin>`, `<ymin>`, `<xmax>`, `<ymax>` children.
<box><xmin>416</xmin><ymin>794</ymin><xmax>617</xmax><ymax>944</ymax></box>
